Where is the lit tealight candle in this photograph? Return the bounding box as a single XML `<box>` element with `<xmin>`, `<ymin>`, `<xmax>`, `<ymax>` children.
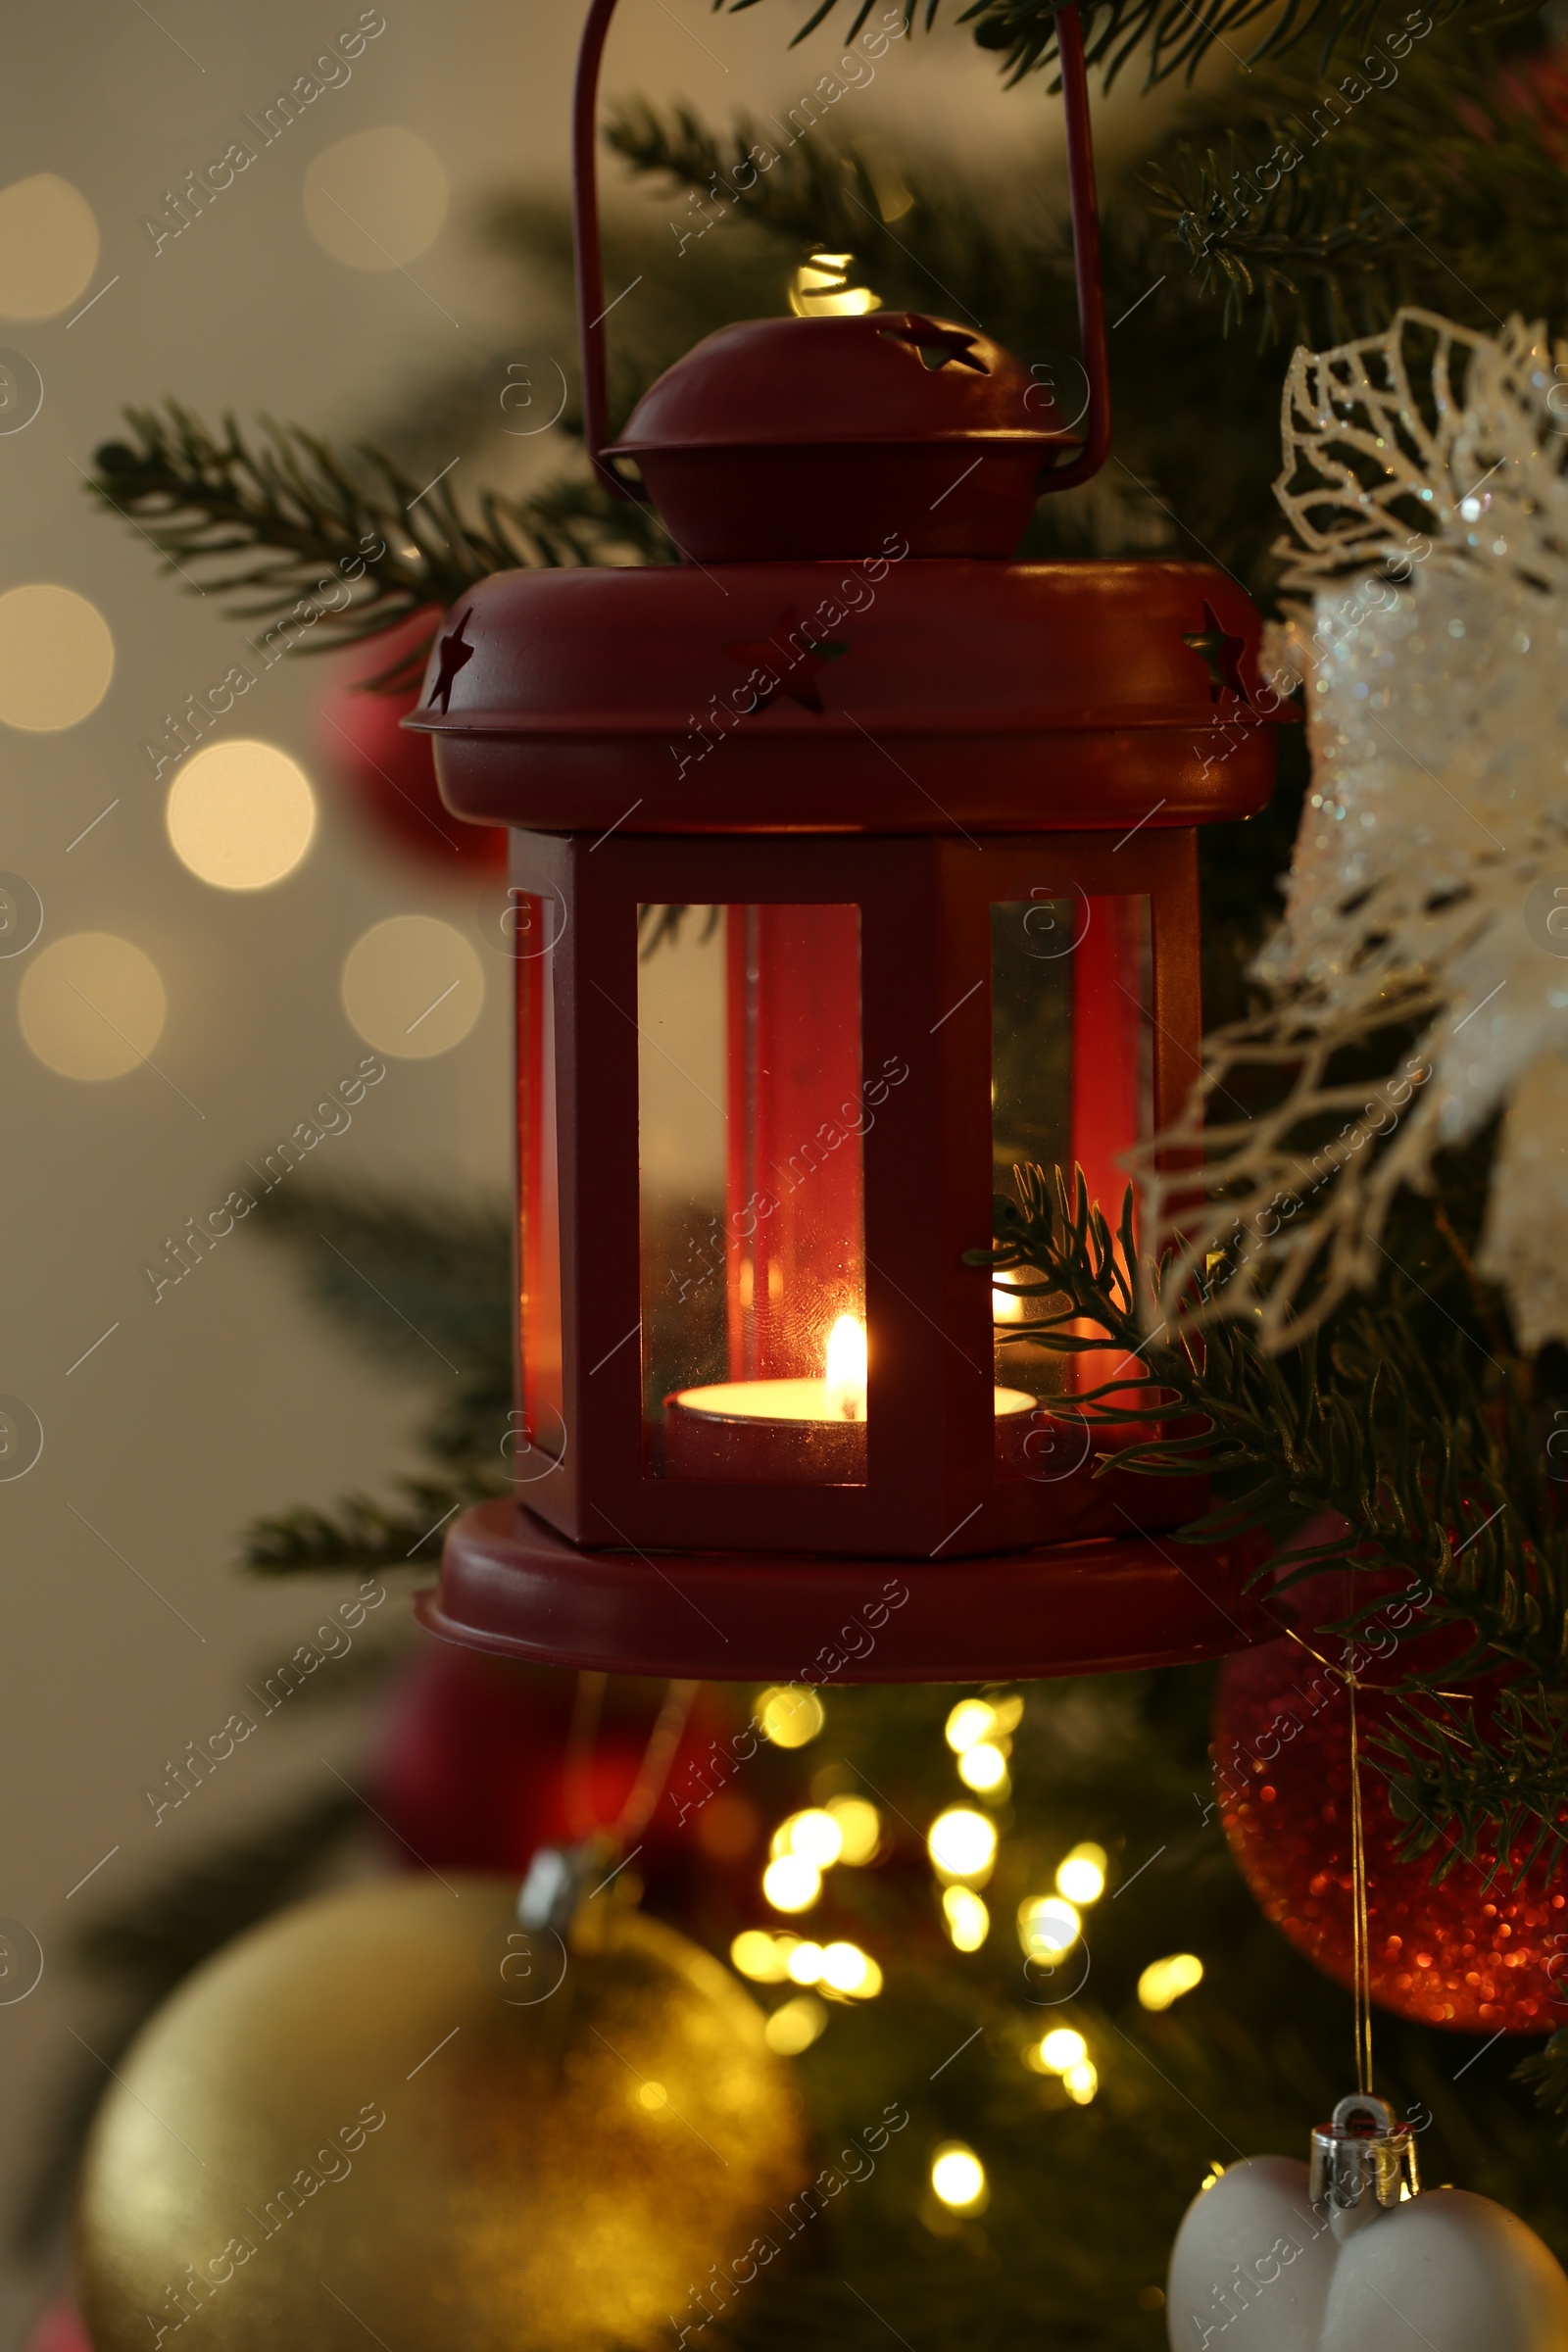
<box><xmin>662</xmin><ymin>1316</ymin><xmax>1042</xmax><ymax>1483</ymax></box>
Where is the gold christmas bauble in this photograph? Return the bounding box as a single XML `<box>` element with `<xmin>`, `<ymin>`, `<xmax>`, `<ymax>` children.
<box><xmin>78</xmin><ymin>1873</ymin><xmax>808</xmax><ymax>2352</ymax></box>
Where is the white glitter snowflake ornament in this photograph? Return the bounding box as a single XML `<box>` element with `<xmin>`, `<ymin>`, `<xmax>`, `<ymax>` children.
<box><xmin>1142</xmin><ymin>308</ymin><xmax>1568</xmax><ymax>1350</ymax></box>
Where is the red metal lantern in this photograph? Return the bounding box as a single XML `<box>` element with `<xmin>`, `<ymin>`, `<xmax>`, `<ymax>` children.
<box><xmin>410</xmin><ymin>0</ymin><xmax>1288</xmax><ymax>1683</ymax></box>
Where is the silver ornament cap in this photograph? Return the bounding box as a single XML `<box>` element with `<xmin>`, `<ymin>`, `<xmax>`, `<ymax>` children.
<box><xmin>1309</xmin><ymin>2092</ymin><xmax>1420</xmax><ymax>2212</ymax></box>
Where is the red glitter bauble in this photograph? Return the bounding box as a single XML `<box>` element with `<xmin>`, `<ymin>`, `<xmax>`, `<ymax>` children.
<box><xmin>1215</xmin><ymin>1625</ymin><xmax>1568</xmax><ymax>2033</ymax></box>
<box><xmin>315</xmin><ymin>610</ymin><xmax>506</xmax><ymax>875</ymax></box>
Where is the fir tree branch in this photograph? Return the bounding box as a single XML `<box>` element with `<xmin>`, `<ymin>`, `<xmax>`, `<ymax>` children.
<box><xmin>604</xmin><ymin>98</ymin><xmax>1072</xmax><ymax>327</ymax></box>
<box><xmin>1516</xmin><ymin>2034</ymin><xmax>1568</xmax><ymax>2143</ymax></box>
<box><xmin>242</xmin><ymin>1469</ymin><xmax>508</xmax><ymax>1575</ymax></box>
<box><xmin>974</xmin><ymin>1165</ymin><xmax>1568</xmax><ymax>1707</ymax></box>
<box><xmin>241</xmin><ymin>1625</ymin><xmax>414</xmax><ymax>1707</ymax></box>
<box><xmin>1144</xmin><ymin>22</ymin><xmax>1568</xmax><ymax>342</ymax></box>
<box><xmin>1148</xmin><ymin>130</ymin><xmax>1420</xmax><ymax>344</ymax></box>
<box><xmin>86</xmin><ymin>404</ymin><xmax>671</xmax><ymax>677</ymax></box>
<box><xmin>735</xmin><ymin>0</ymin><xmax>1477</xmax><ymax>89</ymax></box>
<box><xmin>240</xmin><ymin>1187</ymin><xmax>516</xmax><ymax>1571</ymax></box>
<box><xmin>607</xmin><ymin>98</ymin><xmax>926</xmax><ymax>256</ymax></box>
<box><xmin>247</xmin><ymin>1181</ymin><xmax>514</xmax><ymax>1462</ymax></box>
<box><xmin>1378</xmin><ymin>1683</ymin><xmax>1568</xmax><ymax>1879</ymax></box>
<box><xmin>72</xmin><ymin>1791</ymin><xmax>363</xmax><ymax>1994</ymax></box>
<box><xmin>248</xmin><ymin>1182</ymin><xmax>512</xmax><ymax>1382</ymax></box>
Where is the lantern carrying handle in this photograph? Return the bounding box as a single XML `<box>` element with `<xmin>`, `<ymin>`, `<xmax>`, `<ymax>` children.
<box><xmin>1040</xmin><ymin>4</ymin><xmax>1111</xmax><ymax>493</ymax></box>
<box><xmin>571</xmin><ymin>0</ymin><xmax>1111</xmax><ymax>501</ymax></box>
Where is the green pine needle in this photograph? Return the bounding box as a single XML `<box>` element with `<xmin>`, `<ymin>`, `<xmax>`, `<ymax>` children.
<box><xmin>730</xmin><ymin>0</ymin><xmax>1482</xmax><ymax>88</ymax></box>
<box><xmin>86</xmin><ymin>404</ymin><xmax>673</xmax><ymax>678</ymax></box>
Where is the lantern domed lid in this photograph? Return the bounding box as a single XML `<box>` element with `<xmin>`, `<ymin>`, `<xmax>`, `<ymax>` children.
<box><xmin>613</xmin><ymin>313</ymin><xmax>1068</xmax><ymax>453</ymax></box>
<box><xmin>606</xmin><ymin>313</ymin><xmax>1078</xmax><ymax>562</ymax></box>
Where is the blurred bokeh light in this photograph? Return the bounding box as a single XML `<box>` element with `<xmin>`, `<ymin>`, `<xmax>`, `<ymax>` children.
<box><xmin>0</xmin><ymin>585</ymin><xmax>114</xmax><ymax>731</ymax></box>
<box><xmin>304</xmin><ymin>128</ymin><xmax>449</xmax><ymax>269</ymax></box>
<box><xmin>19</xmin><ymin>933</ymin><xmax>166</xmax><ymax>1080</ymax></box>
<box><xmin>0</xmin><ymin>173</ymin><xmax>98</xmax><ymax>318</ymax></box>
<box><xmin>341</xmin><ymin>913</ymin><xmax>483</xmax><ymax>1057</ymax></box>
<box><xmin>166</xmin><ymin>740</ymin><xmax>318</xmax><ymax>891</ymax></box>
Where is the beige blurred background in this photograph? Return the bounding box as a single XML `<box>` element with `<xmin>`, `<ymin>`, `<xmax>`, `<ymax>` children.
<box><xmin>0</xmin><ymin>0</ymin><xmax>1198</xmax><ymax>2336</ymax></box>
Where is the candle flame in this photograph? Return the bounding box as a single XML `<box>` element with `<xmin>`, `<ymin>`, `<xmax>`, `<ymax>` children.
<box><xmin>824</xmin><ymin>1314</ymin><xmax>867</xmax><ymax>1421</ymax></box>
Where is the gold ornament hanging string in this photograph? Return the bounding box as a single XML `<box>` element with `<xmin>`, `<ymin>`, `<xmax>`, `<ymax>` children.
<box><xmin>1281</xmin><ymin>1625</ymin><xmax>1375</xmax><ymax>2096</ymax></box>
<box><xmin>1275</xmin><ymin>1619</ymin><xmax>1480</xmax><ymax>2097</ymax></box>
<box><xmin>563</xmin><ymin>1670</ymin><xmax>702</xmax><ymax>1849</ymax></box>
<box><xmin>1347</xmin><ymin>1669</ymin><xmax>1374</xmax><ymax>2097</ymax></box>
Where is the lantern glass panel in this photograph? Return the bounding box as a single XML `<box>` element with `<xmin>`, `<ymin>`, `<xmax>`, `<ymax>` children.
<box><xmin>639</xmin><ymin>902</ymin><xmax>866</xmax><ymax>1484</ymax></box>
<box><xmin>990</xmin><ymin>894</ymin><xmax>1152</xmax><ymax>1409</ymax></box>
<box><xmin>516</xmin><ymin>896</ymin><xmax>564</xmax><ymax>1462</ymax></box>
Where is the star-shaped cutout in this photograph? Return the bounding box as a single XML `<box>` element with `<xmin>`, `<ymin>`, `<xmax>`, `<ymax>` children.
<box><xmin>427</xmin><ymin>609</ymin><xmax>475</xmax><ymax>714</ymax></box>
<box><xmin>879</xmin><ymin>316</ymin><xmax>990</xmax><ymax>374</ymax></box>
<box><xmin>1182</xmin><ymin>602</ymin><xmax>1250</xmax><ymax>705</ymax></box>
<box><xmin>725</xmin><ymin>610</ymin><xmax>849</xmax><ymax>714</ymax></box>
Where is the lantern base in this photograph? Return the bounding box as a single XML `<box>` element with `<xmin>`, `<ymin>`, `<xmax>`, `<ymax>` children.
<box><xmin>416</xmin><ymin>1499</ymin><xmax>1272</xmax><ymax>1684</ymax></box>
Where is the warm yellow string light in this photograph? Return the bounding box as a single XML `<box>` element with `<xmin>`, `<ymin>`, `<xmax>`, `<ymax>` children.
<box><xmin>788</xmin><ymin>251</ymin><xmax>882</xmax><ymax>317</ymax></box>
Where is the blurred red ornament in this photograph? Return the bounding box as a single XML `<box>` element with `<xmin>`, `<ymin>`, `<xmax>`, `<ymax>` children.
<box><xmin>315</xmin><ymin>610</ymin><xmax>506</xmax><ymax>874</ymax></box>
<box><xmin>24</xmin><ymin>2305</ymin><xmax>90</xmax><ymax>2352</ymax></box>
<box><xmin>371</xmin><ymin>1642</ymin><xmax>762</xmax><ymax>1901</ymax></box>
<box><xmin>1470</xmin><ymin>41</ymin><xmax>1568</xmax><ymax>161</ymax></box>
<box><xmin>1216</xmin><ymin>1626</ymin><xmax>1568</xmax><ymax>2033</ymax></box>
<box><xmin>1526</xmin><ymin>45</ymin><xmax>1568</xmax><ymax>137</ymax></box>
